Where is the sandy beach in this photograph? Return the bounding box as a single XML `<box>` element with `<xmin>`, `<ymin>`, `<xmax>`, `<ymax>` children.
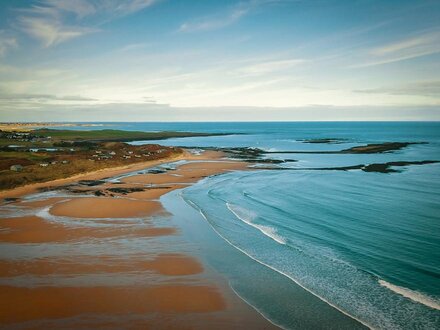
<box><xmin>0</xmin><ymin>150</ymin><xmax>275</xmax><ymax>329</ymax></box>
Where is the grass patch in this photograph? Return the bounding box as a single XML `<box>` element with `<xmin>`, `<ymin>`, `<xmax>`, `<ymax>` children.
<box><xmin>35</xmin><ymin>129</ymin><xmax>223</xmax><ymax>142</ymax></box>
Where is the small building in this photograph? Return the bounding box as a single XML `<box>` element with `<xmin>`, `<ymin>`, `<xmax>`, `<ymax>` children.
<box><xmin>10</xmin><ymin>165</ymin><xmax>23</xmax><ymax>172</ymax></box>
<box><xmin>62</xmin><ymin>160</ymin><xmax>69</xmax><ymax>164</ymax></box>
<box><xmin>39</xmin><ymin>163</ymin><xmax>49</xmax><ymax>167</ymax></box>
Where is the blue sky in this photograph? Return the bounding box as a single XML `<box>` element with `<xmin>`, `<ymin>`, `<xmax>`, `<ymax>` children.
<box><xmin>0</xmin><ymin>0</ymin><xmax>439</xmax><ymax>121</ymax></box>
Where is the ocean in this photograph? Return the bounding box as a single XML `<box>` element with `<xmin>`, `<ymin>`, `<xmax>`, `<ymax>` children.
<box><xmin>56</xmin><ymin>122</ymin><xmax>440</xmax><ymax>329</ymax></box>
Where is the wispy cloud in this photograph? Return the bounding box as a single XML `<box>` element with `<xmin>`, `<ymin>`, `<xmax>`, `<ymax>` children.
<box><xmin>18</xmin><ymin>16</ymin><xmax>98</xmax><ymax>47</ymax></box>
<box><xmin>109</xmin><ymin>0</ymin><xmax>159</xmax><ymax>16</ymax></box>
<box><xmin>371</xmin><ymin>31</ymin><xmax>440</xmax><ymax>56</ymax></box>
<box><xmin>179</xmin><ymin>8</ymin><xmax>246</xmax><ymax>32</ymax></box>
<box><xmin>0</xmin><ymin>91</ymin><xmax>98</xmax><ymax>111</ymax></box>
<box><xmin>15</xmin><ymin>0</ymin><xmax>159</xmax><ymax>47</ymax></box>
<box><xmin>29</xmin><ymin>0</ymin><xmax>97</xmax><ymax>18</ymax></box>
<box><xmin>117</xmin><ymin>42</ymin><xmax>152</xmax><ymax>53</ymax></box>
<box><xmin>354</xmin><ymin>81</ymin><xmax>440</xmax><ymax>98</ymax></box>
<box><xmin>0</xmin><ymin>31</ymin><xmax>18</xmax><ymax>56</ymax></box>
<box><xmin>239</xmin><ymin>58</ymin><xmax>306</xmax><ymax>76</ymax></box>
<box><xmin>178</xmin><ymin>0</ymin><xmax>279</xmax><ymax>33</ymax></box>
<box><xmin>353</xmin><ymin>30</ymin><xmax>440</xmax><ymax>68</ymax></box>
<box><xmin>0</xmin><ymin>92</ymin><xmax>96</xmax><ymax>102</ymax></box>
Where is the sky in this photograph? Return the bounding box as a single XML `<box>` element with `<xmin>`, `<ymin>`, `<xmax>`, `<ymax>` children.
<box><xmin>0</xmin><ymin>0</ymin><xmax>439</xmax><ymax>121</ymax></box>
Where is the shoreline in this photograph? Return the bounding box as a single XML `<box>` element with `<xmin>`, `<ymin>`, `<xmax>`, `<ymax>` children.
<box><xmin>165</xmin><ymin>183</ymin><xmax>367</xmax><ymax>330</ymax></box>
<box><xmin>0</xmin><ymin>147</ymin><xmax>371</xmax><ymax>329</ymax></box>
<box><xmin>0</xmin><ymin>150</ymin><xmax>275</xmax><ymax>329</ymax></box>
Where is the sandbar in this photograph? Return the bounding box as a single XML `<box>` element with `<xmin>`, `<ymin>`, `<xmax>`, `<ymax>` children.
<box><xmin>0</xmin><ymin>216</ymin><xmax>176</xmax><ymax>243</ymax></box>
<box><xmin>0</xmin><ymin>253</ymin><xmax>202</xmax><ymax>277</ymax></box>
<box><xmin>49</xmin><ymin>197</ymin><xmax>163</xmax><ymax>218</ymax></box>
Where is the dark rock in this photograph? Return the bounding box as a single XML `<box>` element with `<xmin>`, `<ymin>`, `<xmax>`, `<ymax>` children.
<box><xmin>148</xmin><ymin>169</ymin><xmax>167</xmax><ymax>174</ymax></box>
<box><xmin>106</xmin><ymin>187</ymin><xmax>146</xmax><ymax>194</ymax></box>
<box><xmin>3</xmin><ymin>197</ymin><xmax>19</xmax><ymax>202</ymax></box>
<box><xmin>78</xmin><ymin>180</ymin><xmax>106</xmax><ymax>186</ymax></box>
<box><xmin>299</xmin><ymin>138</ymin><xmax>346</xmax><ymax>144</ymax></box>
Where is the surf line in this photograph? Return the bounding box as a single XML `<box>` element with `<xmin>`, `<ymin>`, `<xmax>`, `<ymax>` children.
<box><xmin>184</xmin><ymin>197</ymin><xmax>374</xmax><ymax>330</ymax></box>
<box><xmin>379</xmin><ymin>280</ymin><xmax>440</xmax><ymax>310</ymax></box>
<box><xmin>226</xmin><ymin>203</ymin><xmax>287</xmax><ymax>245</ymax></box>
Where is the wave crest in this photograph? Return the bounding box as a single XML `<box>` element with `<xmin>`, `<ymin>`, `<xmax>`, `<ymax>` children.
<box><xmin>379</xmin><ymin>280</ymin><xmax>440</xmax><ymax>310</ymax></box>
<box><xmin>226</xmin><ymin>203</ymin><xmax>286</xmax><ymax>245</ymax></box>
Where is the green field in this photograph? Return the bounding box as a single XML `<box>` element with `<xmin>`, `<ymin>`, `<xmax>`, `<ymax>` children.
<box><xmin>34</xmin><ymin>129</ymin><xmax>223</xmax><ymax>142</ymax></box>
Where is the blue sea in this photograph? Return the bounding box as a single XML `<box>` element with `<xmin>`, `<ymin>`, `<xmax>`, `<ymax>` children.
<box><xmin>57</xmin><ymin>122</ymin><xmax>440</xmax><ymax>329</ymax></box>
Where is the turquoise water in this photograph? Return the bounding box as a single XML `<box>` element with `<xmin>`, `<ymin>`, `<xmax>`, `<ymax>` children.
<box><xmin>58</xmin><ymin>122</ymin><xmax>440</xmax><ymax>328</ymax></box>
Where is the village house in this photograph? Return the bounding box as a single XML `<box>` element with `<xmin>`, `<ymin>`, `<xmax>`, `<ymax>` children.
<box><xmin>10</xmin><ymin>164</ymin><xmax>23</xmax><ymax>172</ymax></box>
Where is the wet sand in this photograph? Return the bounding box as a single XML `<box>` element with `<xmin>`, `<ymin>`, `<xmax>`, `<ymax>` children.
<box><xmin>126</xmin><ymin>185</ymin><xmax>184</xmax><ymax>199</ymax></box>
<box><xmin>19</xmin><ymin>197</ymin><xmax>69</xmax><ymax>208</ymax></box>
<box><xmin>122</xmin><ymin>161</ymin><xmax>248</xmax><ymax>185</ymax></box>
<box><xmin>49</xmin><ymin>197</ymin><xmax>163</xmax><ymax>218</ymax></box>
<box><xmin>0</xmin><ymin>216</ymin><xmax>176</xmax><ymax>243</ymax></box>
<box><xmin>0</xmin><ymin>151</ymin><xmax>275</xmax><ymax>329</ymax></box>
<box><xmin>0</xmin><ymin>285</ymin><xmax>226</xmax><ymax>324</ymax></box>
<box><xmin>0</xmin><ymin>254</ymin><xmax>203</xmax><ymax>277</ymax></box>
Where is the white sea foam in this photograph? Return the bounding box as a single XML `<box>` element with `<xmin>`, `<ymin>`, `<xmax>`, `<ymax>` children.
<box><xmin>379</xmin><ymin>280</ymin><xmax>440</xmax><ymax>310</ymax></box>
<box><xmin>262</xmin><ymin>147</ymin><xmax>280</xmax><ymax>152</ymax></box>
<box><xmin>226</xmin><ymin>203</ymin><xmax>286</xmax><ymax>245</ymax></box>
<box><xmin>191</xmin><ymin>203</ymin><xmax>372</xmax><ymax>329</ymax></box>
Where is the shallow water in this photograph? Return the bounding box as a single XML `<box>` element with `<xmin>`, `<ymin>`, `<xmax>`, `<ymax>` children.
<box><xmin>52</xmin><ymin>122</ymin><xmax>440</xmax><ymax>328</ymax></box>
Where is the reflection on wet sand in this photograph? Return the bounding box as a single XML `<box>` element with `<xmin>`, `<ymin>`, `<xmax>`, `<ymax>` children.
<box><xmin>0</xmin><ymin>285</ymin><xmax>226</xmax><ymax>324</ymax></box>
<box><xmin>0</xmin><ymin>216</ymin><xmax>176</xmax><ymax>243</ymax></box>
<box><xmin>0</xmin><ymin>152</ymin><xmax>275</xmax><ymax>329</ymax></box>
<box><xmin>0</xmin><ymin>254</ymin><xmax>203</xmax><ymax>277</ymax></box>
